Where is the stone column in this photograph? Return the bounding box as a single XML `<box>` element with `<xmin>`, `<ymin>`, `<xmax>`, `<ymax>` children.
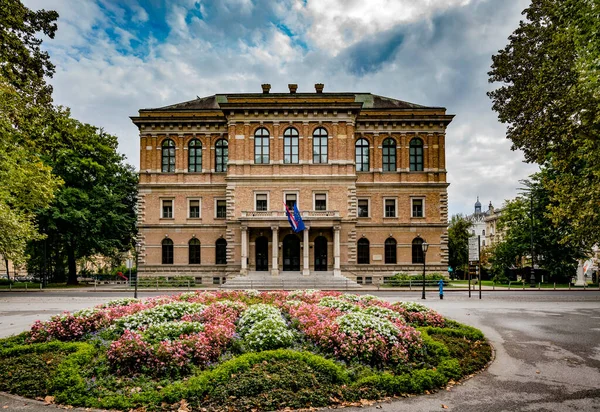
<box><xmin>240</xmin><ymin>226</ymin><xmax>248</xmax><ymax>275</ymax></box>
<box><xmin>271</xmin><ymin>225</ymin><xmax>279</xmax><ymax>276</ymax></box>
<box><xmin>302</xmin><ymin>227</ymin><xmax>310</xmax><ymax>276</ymax></box>
<box><xmin>333</xmin><ymin>225</ymin><xmax>341</xmax><ymax>276</ymax></box>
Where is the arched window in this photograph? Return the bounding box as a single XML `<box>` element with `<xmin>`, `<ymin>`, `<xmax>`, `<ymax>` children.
<box><xmin>482</xmin><ymin>229</ymin><xmax>486</xmax><ymax>236</ymax></box>
<box><xmin>215</xmin><ymin>238</ymin><xmax>227</xmax><ymax>264</ymax></box>
<box><xmin>412</xmin><ymin>237</ymin><xmax>424</xmax><ymax>264</ymax></box>
<box><xmin>189</xmin><ymin>238</ymin><xmax>200</xmax><ymax>264</ymax></box>
<box><xmin>162</xmin><ymin>238</ymin><xmax>174</xmax><ymax>264</ymax></box>
<box><xmin>188</xmin><ymin>139</ymin><xmax>202</xmax><ymax>172</ymax></box>
<box><xmin>215</xmin><ymin>139</ymin><xmax>228</xmax><ymax>172</ymax></box>
<box><xmin>162</xmin><ymin>139</ymin><xmax>175</xmax><ymax>173</ymax></box>
<box><xmin>283</xmin><ymin>128</ymin><xmax>299</xmax><ymax>164</ymax></box>
<box><xmin>355</xmin><ymin>138</ymin><xmax>369</xmax><ymax>172</ymax></box>
<box><xmin>409</xmin><ymin>138</ymin><xmax>424</xmax><ymax>171</ymax></box>
<box><xmin>357</xmin><ymin>238</ymin><xmax>370</xmax><ymax>264</ymax></box>
<box><xmin>385</xmin><ymin>238</ymin><xmax>397</xmax><ymax>264</ymax></box>
<box><xmin>382</xmin><ymin>138</ymin><xmax>396</xmax><ymax>172</ymax></box>
<box><xmin>313</xmin><ymin>127</ymin><xmax>328</xmax><ymax>164</ymax></box>
<box><xmin>254</xmin><ymin>128</ymin><xmax>270</xmax><ymax>164</ymax></box>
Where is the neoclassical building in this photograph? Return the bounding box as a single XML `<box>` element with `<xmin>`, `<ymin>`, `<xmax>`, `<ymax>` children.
<box><xmin>131</xmin><ymin>84</ymin><xmax>453</xmax><ymax>284</ymax></box>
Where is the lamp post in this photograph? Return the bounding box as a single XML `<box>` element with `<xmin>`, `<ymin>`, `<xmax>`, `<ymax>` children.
<box><xmin>421</xmin><ymin>241</ymin><xmax>429</xmax><ymax>300</ymax></box>
<box><xmin>134</xmin><ymin>242</ymin><xmax>141</xmax><ymax>299</ymax></box>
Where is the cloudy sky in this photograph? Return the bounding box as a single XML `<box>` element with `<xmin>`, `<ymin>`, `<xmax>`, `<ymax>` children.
<box><xmin>23</xmin><ymin>0</ymin><xmax>538</xmax><ymax>217</ymax></box>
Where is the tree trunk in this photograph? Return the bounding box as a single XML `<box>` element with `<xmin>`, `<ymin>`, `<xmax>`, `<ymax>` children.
<box><xmin>5</xmin><ymin>258</ymin><xmax>9</xmax><ymax>282</ymax></box>
<box><xmin>66</xmin><ymin>247</ymin><xmax>78</xmax><ymax>285</ymax></box>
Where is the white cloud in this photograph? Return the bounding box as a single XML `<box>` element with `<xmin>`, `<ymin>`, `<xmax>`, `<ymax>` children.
<box><xmin>301</xmin><ymin>0</ymin><xmax>474</xmax><ymax>52</ymax></box>
<box><xmin>21</xmin><ymin>0</ymin><xmax>537</xmax><ymax>217</ymax></box>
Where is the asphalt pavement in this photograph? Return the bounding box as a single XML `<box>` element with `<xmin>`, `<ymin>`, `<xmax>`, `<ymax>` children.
<box><xmin>1</xmin><ymin>289</ymin><xmax>599</xmax><ymax>411</ymax></box>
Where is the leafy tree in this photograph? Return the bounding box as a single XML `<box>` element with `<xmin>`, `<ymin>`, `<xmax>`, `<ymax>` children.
<box><xmin>448</xmin><ymin>214</ymin><xmax>472</xmax><ymax>277</ymax></box>
<box><xmin>490</xmin><ymin>174</ymin><xmax>584</xmax><ymax>282</ymax></box>
<box><xmin>28</xmin><ymin>109</ymin><xmax>138</xmax><ymax>284</ymax></box>
<box><xmin>488</xmin><ymin>0</ymin><xmax>600</xmax><ymax>249</ymax></box>
<box><xmin>0</xmin><ymin>0</ymin><xmax>58</xmax><ymax>104</ymax></box>
<box><xmin>0</xmin><ymin>77</ymin><xmax>61</xmax><ymax>278</ymax></box>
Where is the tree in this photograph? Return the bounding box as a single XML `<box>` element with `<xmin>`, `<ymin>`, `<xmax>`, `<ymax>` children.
<box><xmin>0</xmin><ymin>0</ymin><xmax>58</xmax><ymax>104</ymax></box>
<box><xmin>0</xmin><ymin>77</ymin><xmax>61</xmax><ymax>278</ymax></box>
<box><xmin>448</xmin><ymin>214</ymin><xmax>472</xmax><ymax>277</ymax></box>
<box><xmin>488</xmin><ymin>0</ymin><xmax>600</xmax><ymax>249</ymax></box>
<box><xmin>489</xmin><ymin>173</ymin><xmax>584</xmax><ymax>282</ymax></box>
<box><xmin>27</xmin><ymin>109</ymin><xmax>138</xmax><ymax>284</ymax></box>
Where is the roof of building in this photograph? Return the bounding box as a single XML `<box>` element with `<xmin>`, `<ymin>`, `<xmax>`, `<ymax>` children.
<box><xmin>146</xmin><ymin>93</ymin><xmax>437</xmax><ymax>112</ymax></box>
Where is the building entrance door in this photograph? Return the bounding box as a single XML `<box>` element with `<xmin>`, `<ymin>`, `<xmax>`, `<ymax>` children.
<box><xmin>282</xmin><ymin>234</ymin><xmax>300</xmax><ymax>271</ymax></box>
<box><xmin>255</xmin><ymin>236</ymin><xmax>268</xmax><ymax>271</ymax></box>
<box><xmin>314</xmin><ymin>236</ymin><xmax>327</xmax><ymax>271</ymax></box>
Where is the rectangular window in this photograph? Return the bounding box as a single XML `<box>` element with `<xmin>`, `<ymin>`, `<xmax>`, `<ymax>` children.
<box><xmin>385</xmin><ymin>199</ymin><xmax>396</xmax><ymax>218</ymax></box>
<box><xmin>161</xmin><ymin>199</ymin><xmax>173</xmax><ymax>219</ymax></box>
<box><xmin>315</xmin><ymin>193</ymin><xmax>327</xmax><ymax>211</ymax></box>
<box><xmin>356</xmin><ymin>276</ymin><xmax>363</xmax><ymax>284</ymax></box>
<box><xmin>189</xmin><ymin>199</ymin><xmax>200</xmax><ymax>218</ymax></box>
<box><xmin>412</xmin><ymin>198</ymin><xmax>424</xmax><ymax>218</ymax></box>
<box><xmin>216</xmin><ymin>199</ymin><xmax>227</xmax><ymax>218</ymax></box>
<box><xmin>213</xmin><ymin>277</ymin><xmax>221</xmax><ymax>285</ymax></box>
<box><xmin>358</xmin><ymin>199</ymin><xmax>369</xmax><ymax>217</ymax></box>
<box><xmin>365</xmin><ymin>276</ymin><xmax>373</xmax><ymax>285</ymax></box>
<box><xmin>256</xmin><ymin>194</ymin><xmax>268</xmax><ymax>211</ymax></box>
<box><xmin>285</xmin><ymin>193</ymin><xmax>297</xmax><ymax>210</ymax></box>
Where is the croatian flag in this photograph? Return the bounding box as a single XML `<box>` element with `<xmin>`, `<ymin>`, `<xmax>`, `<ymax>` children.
<box><xmin>284</xmin><ymin>202</ymin><xmax>305</xmax><ymax>233</ymax></box>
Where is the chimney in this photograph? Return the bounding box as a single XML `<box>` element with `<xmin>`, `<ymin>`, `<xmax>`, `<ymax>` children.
<box><xmin>261</xmin><ymin>84</ymin><xmax>271</xmax><ymax>94</ymax></box>
<box><xmin>288</xmin><ymin>83</ymin><xmax>298</xmax><ymax>94</ymax></box>
<box><xmin>315</xmin><ymin>83</ymin><xmax>324</xmax><ymax>93</ymax></box>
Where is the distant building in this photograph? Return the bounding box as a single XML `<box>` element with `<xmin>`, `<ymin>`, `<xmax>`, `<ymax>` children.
<box><xmin>466</xmin><ymin>197</ymin><xmax>491</xmax><ymax>248</ymax></box>
<box><xmin>484</xmin><ymin>203</ymin><xmax>503</xmax><ymax>247</ymax></box>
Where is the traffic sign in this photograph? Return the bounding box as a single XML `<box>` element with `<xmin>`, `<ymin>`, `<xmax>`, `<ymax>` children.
<box><xmin>468</xmin><ymin>236</ymin><xmax>479</xmax><ymax>262</ymax></box>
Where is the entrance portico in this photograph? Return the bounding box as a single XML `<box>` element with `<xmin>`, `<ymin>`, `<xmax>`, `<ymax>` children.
<box><xmin>239</xmin><ymin>210</ymin><xmax>341</xmax><ymax>276</ymax></box>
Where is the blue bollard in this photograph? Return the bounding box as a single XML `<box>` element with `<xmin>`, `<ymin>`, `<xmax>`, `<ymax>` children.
<box><xmin>438</xmin><ymin>279</ymin><xmax>444</xmax><ymax>300</ymax></box>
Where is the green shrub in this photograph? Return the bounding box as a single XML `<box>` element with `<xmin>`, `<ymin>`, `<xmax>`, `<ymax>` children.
<box><xmin>0</xmin><ymin>351</ymin><xmax>68</xmax><ymax>397</ymax></box>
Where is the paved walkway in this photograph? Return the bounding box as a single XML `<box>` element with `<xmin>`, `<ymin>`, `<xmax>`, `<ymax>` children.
<box><xmin>1</xmin><ymin>291</ymin><xmax>599</xmax><ymax>411</ymax></box>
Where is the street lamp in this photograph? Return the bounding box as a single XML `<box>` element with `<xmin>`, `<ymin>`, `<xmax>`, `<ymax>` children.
<box><xmin>134</xmin><ymin>242</ymin><xmax>141</xmax><ymax>299</ymax></box>
<box><xmin>421</xmin><ymin>241</ymin><xmax>429</xmax><ymax>300</ymax></box>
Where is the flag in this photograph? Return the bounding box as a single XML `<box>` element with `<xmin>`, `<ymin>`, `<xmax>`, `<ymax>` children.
<box><xmin>284</xmin><ymin>202</ymin><xmax>305</xmax><ymax>233</ymax></box>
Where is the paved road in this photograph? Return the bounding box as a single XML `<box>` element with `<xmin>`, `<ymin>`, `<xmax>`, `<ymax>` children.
<box><xmin>1</xmin><ymin>289</ymin><xmax>599</xmax><ymax>411</ymax></box>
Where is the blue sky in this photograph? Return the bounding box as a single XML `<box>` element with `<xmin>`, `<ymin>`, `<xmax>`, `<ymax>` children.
<box><xmin>23</xmin><ymin>0</ymin><xmax>538</xmax><ymax>217</ymax></box>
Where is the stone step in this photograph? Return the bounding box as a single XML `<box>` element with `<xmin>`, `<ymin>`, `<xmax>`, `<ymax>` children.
<box><xmin>220</xmin><ymin>272</ymin><xmax>361</xmax><ymax>290</ymax></box>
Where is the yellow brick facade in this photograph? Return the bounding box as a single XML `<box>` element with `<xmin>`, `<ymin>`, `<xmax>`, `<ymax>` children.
<box><xmin>131</xmin><ymin>86</ymin><xmax>453</xmax><ymax>283</ymax></box>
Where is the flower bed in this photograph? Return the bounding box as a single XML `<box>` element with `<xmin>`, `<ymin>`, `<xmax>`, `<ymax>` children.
<box><xmin>0</xmin><ymin>291</ymin><xmax>491</xmax><ymax>411</ymax></box>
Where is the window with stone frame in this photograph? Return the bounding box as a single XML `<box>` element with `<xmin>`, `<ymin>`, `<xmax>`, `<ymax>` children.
<box><xmin>312</xmin><ymin>127</ymin><xmax>328</xmax><ymax>164</ymax></box>
<box><xmin>215</xmin><ymin>139</ymin><xmax>228</xmax><ymax>172</ymax></box>
<box><xmin>314</xmin><ymin>193</ymin><xmax>327</xmax><ymax>211</ymax></box>
<box><xmin>283</xmin><ymin>127</ymin><xmax>299</xmax><ymax>164</ymax></box>
<box><xmin>254</xmin><ymin>128</ymin><xmax>270</xmax><ymax>164</ymax></box>
<box><xmin>355</xmin><ymin>138</ymin><xmax>369</xmax><ymax>171</ymax></box>
<box><xmin>215</xmin><ymin>238</ymin><xmax>227</xmax><ymax>264</ymax></box>
<box><xmin>162</xmin><ymin>238</ymin><xmax>174</xmax><ymax>264</ymax></box>
<box><xmin>189</xmin><ymin>238</ymin><xmax>201</xmax><ymax>264</ymax></box>
<box><xmin>409</xmin><ymin>138</ymin><xmax>424</xmax><ymax>171</ymax></box>
<box><xmin>188</xmin><ymin>139</ymin><xmax>202</xmax><ymax>172</ymax></box>
<box><xmin>382</xmin><ymin>138</ymin><xmax>396</xmax><ymax>172</ymax></box>
<box><xmin>385</xmin><ymin>238</ymin><xmax>397</xmax><ymax>264</ymax></box>
<box><xmin>412</xmin><ymin>198</ymin><xmax>424</xmax><ymax>218</ymax></box>
<box><xmin>384</xmin><ymin>198</ymin><xmax>396</xmax><ymax>218</ymax></box>
<box><xmin>216</xmin><ymin>199</ymin><xmax>227</xmax><ymax>219</ymax></box>
<box><xmin>412</xmin><ymin>237</ymin><xmax>424</xmax><ymax>264</ymax></box>
<box><xmin>256</xmin><ymin>193</ymin><xmax>268</xmax><ymax>211</ymax></box>
<box><xmin>189</xmin><ymin>199</ymin><xmax>200</xmax><ymax>218</ymax></box>
<box><xmin>285</xmin><ymin>193</ymin><xmax>297</xmax><ymax>210</ymax></box>
<box><xmin>357</xmin><ymin>199</ymin><xmax>369</xmax><ymax>217</ymax></box>
<box><xmin>161</xmin><ymin>139</ymin><xmax>175</xmax><ymax>173</ymax></box>
<box><xmin>161</xmin><ymin>199</ymin><xmax>173</xmax><ymax>219</ymax></box>
<box><xmin>357</xmin><ymin>238</ymin><xmax>370</xmax><ymax>264</ymax></box>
